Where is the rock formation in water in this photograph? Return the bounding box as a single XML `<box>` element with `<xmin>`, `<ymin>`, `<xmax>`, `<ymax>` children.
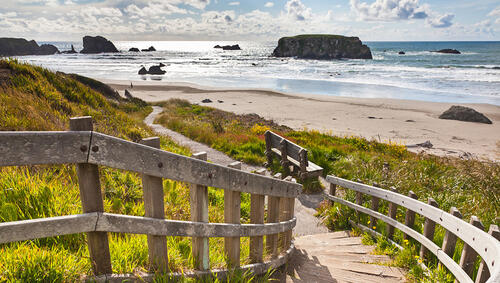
<box><xmin>80</xmin><ymin>36</ymin><xmax>119</xmax><ymax>54</ymax></box>
<box><xmin>222</xmin><ymin>44</ymin><xmax>241</xmax><ymax>50</ymax></box>
<box><xmin>432</xmin><ymin>49</ymin><xmax>461</xmax><ymax>54</ymax></box>
<box><xmin>62</xmin><ymin>45</ymin><xmax>77</xmax><ymax>54</ymax></box>
<box><xmin>0</xmin><ymin>38</ymin><xmax>60</xmax><ymax>56</ymax></box>
<box><xmin>141</xmin><ymin>46</ymin><xmax>156</xmax><ymax>52</ymax></box>
<box><xmin>439</xmin><ymin>106</ymin><xmax>492</xmax><ymax>124</ymax></box>
<box><xmin>272</xmin><ymin>34</ymin><xmax>372</xmax><ymax>60</ymax></box>
<box><xmin>138</xmin><ymin>64</ymin><xmax>166</xmax><ymax>75</ymax></box>
<box><xmin>129</xmin><ymin>47</ymin><xmax>140</xmax><ymax>52</ymax></box>
<box><xmin>214</xmin><ymin>44</ymin><xmax>241</xmax><ymax>50</ymax></box>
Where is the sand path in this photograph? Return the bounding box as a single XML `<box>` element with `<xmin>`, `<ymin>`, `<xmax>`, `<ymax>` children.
<box><xmin>145</xmin><ymin>106</ymin><xmax>328</xmax><ymax>236</ymax></box>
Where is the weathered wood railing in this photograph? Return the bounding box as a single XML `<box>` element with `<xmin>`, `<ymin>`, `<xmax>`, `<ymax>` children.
<box><xmin>325</xmin><ymin>175</ymin><xmax>500</xmax><ymax>283</ymax></box>
<box><xmin>0</xmin><ymin>116</ymin><xmax>302</xmax><ymax>281</ymax></box>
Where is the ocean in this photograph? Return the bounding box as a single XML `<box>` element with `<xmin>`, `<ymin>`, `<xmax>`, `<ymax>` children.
<box><xmin>19</xmin><ymin>40</ymin><xmax>500</xmax><ymax>105</ymax></box>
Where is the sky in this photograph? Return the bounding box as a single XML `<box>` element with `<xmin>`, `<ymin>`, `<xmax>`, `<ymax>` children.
<box><xmin>1</xmin><ymin>0</ymin><xmax>499</xmax><ymax>42</ymax></box>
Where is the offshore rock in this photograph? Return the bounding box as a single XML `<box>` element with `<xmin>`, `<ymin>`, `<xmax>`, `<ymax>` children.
<box><xmin>272</xmin><ymin>34</ymin><xmax>372</xmax><ymax>60</ymax></box>
<box><xmin>80</xmin><ymin>36</ymin><xmax>119</xmax><ymax>54</ymax></box>
<box><xmin>0</xmin><ymin>38</ymin><xmax>59</xmax><ymax>56</ymax></box>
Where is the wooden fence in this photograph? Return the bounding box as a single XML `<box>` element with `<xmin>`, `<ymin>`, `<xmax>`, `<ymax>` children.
<box><xmin>325</xmin><ymin>175</ymin><xmax>500</xmax><ymax>283</ymax></box>
<box><xmin>0</xmin><ymin>116</ymin><xmax>302</xmax><ymax>281</ymax></box>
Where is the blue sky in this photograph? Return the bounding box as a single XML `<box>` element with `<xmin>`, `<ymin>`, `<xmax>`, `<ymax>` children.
<box><xmin>1</xmin><ymin>0</ymin><xmax>499</xmax><ymax>41</ymax></box>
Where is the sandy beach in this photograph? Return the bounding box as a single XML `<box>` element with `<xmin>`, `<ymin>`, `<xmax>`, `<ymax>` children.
<box><xmin>107</xmin><ymin>79</ymin><xmax>500</xmax><ymax>162</ymax></box>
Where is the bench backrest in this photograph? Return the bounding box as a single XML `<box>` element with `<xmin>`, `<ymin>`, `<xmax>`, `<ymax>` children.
<box><xmin>265</xmin><ymin>130</ymin><xmax>305</xmax><ymax>163</ymax></box>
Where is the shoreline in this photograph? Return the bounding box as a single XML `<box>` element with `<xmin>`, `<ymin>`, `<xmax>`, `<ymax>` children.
<box><xmin>105</xmin><ymin>79</ymin><xmax>500</xmax><ymax>162</ymax></box>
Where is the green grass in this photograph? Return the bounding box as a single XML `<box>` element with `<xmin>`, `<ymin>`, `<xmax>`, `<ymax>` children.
<box><xmin>0</xmin><ymin>61</ymin><xmax>272</xmax><ymax>281</ymax></box>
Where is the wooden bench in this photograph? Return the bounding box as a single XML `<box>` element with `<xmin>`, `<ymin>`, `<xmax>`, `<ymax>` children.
<box><xmin>265</xmin><ymin>131</ymin><xmax>323</xmax><ymax>180</ymax></box>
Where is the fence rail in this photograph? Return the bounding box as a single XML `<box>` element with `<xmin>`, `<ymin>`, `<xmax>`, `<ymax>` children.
<box><xmin>326</xmin><ymin>175</ymin><xmax>500</xmax><ymax>283</ymax></box>
<box><xmin>0</xmin><ymin>116</ymin><xmax>302</xmax><ymax>281</ymax></box>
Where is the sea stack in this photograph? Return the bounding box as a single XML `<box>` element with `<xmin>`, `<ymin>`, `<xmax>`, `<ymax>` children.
<box><xmin>80</xmin><ymin>35</ymin><xmax>119</xmax><ymax>54</ymax></box>
<box><xmin>0</xmin><ymin>38</ymin><xmax>59</xmax><ymax>56</ymax></box>
<box><xmin>272</xmin><ymin>34</ymin><xmax>372</xmax><ymax>60</ymax></box>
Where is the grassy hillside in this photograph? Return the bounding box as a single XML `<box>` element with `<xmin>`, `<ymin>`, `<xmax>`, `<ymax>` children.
<box><xmin>0</xmin><ymin>60</ymin><xmax>262</xmax><ymax>282</ymax></box>
<box><xmin>154</xmin><ymin>99</ymin><xmax>499</xmax><ymax>282</ymax></box>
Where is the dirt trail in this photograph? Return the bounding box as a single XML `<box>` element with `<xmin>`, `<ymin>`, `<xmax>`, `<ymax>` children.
<box><xmin>145</xmin><ymin>106</ymin><xmax>328</xmax><ymax>236</ymax></box>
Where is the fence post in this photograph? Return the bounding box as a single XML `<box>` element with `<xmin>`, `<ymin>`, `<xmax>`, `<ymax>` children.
<box><xmin>420</xmin><ymin>198</ymin><xmax>439</xmax><ymax>259</ymax></box>
<box><xmin>280</xmin><ymin>176</ymin><xmax>295</xmax><ymax>252</ymax></box>
<box><xmin>329</xmin><ymin>183</ymin><xmax>336</xmax><ymax>206</ymax></box>
<box><xmin>386</xmin><ymin>187</ymin><xmax>398</xmax><ymax>239</ymax></box>
<box><xmin>404</xmin><ymin>191</ymin><xmax>418</xmax><ymax>240</ymax></box>
<box><xmin>70</xmin><ymin>116</ymin><xmax>112</xmax><ymax>275</ymax></box>
<box><xmin>370</xmin><ymin>182</ymin><xmax>380</xmax><ymax>229</ymax></box>
<box><xmin>250</xmin><ymin>169</ymin><xmax>266</xmax><ymax>263</ymax></box>
<box><xmin>225</xmin><ymin>161</ymin><xmax>242</xmax><ymax>267</ymax></box>
<box><xmin>355</xmin><ymin>179</ymin><xmax>363</xmax><ymax>223</ymax></box>
<box><xmin>476</xmin><ymin>224</ymin><xmax>500</xmax><ymax>283</ymax></box>
<box><xmin>140</xmin><ymin>137</ymin><xmax>168</xmax><ymax>272</ymax></box>
<box><xmin>190</xmin><ymin>152</ymin><xmax>209</xmax><ymax>271</ymax></box>
<box><xmin>439</xmin><ymin>207</ymin><xmax>462</xmax><ymax>269</ymax></box>
<box><xmin>264</xmin><ymin>131</ymin><xmax>273</xmax><ymax>166</ymax></box>
<box><xmin>267</xmin><ymin>173</ymin><xmax>282</xmax><ymax>258</ymax></box>
<box><xmin>458</xmin><ymin>216</ymin><xmax>484</xmax><ymax>281</ymax></box>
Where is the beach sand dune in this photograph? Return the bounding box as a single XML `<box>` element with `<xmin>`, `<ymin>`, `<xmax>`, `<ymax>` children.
<box><xmin>107</xmin><ymin>80</ymin><xmax>500</xmax><ymax>162</ymax></box>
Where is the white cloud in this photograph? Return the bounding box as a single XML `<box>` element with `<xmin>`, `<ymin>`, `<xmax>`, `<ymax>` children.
<box><xmin>487</xmin><ymin>6</ymin><xmax>500</xmax><ymax>17</ymax></box>
<box><xmin>124</xmin><ymin>2</ymin><xmax>189</xmax><ymax>18</ymax></box>
<box><xmin>285</xmin><ymin>0</ymin><xmax>312</xmax><ymax>21</ymax></box>
<box><xmin>264</xmin><ymin>2</ymin><xmax>274</xmax><ymax>8</ymax></box>
<box><xmin>201</xmin><ymin>10</ymin><xmax>236</xmax><ymax>24</ymax></box>
<box><xmin>427</xmin><ymin>13</ymin><xmax>454</xmax><ymax>28</ymax></box>
<box><xmin>350</xmin><ymin>0</ymin><xmax>429</xmax><ymax>21</ymax></box>
<box><xmin>350</xmin><ymin>0</ymin><xmax>456</xmax><ymax>29</ymax></box>
<box><xmin>182</xmin><ymin>0</ymin><xmax>211</xmax><ymax>10</ymax></box>
<box><xmin>228</xmin><ymin>2</ymin><xmax>240</xmax><ymax>6</ymax></box>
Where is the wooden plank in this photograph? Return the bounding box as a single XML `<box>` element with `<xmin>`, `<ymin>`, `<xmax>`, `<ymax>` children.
<box><xmin>94</xmin><ymin>213</ymin><xmax>296</xmax><ymax>237</ymax></box>
<box><xmin>225</xmin><ymin>161</ymin><xmax>241</xmax><ymax>267</ymax></box>
<box><xmin>140</xmin><ymin>137</ymin><xmax>168</xmax><ymax>272</ymax></box>
<box><xmin>458</xmin><ymin>216</ymin><xmax>484</xmax><ymax>280</ymax></box>
<box><xmin>404</xmin><ymin>191</ymin><xmax>418</xmax><ymax>240</ymax></box>
<box><xmin>440</xmin><ymin>207</ymin><xmax>462</xmax><ymax>270</ymax></box>
<box><xmin>87</xmin><ymin>133</ymin><xmax>301</xmax><ymax>198</ymax></box>
<box><xmin>266</xmin><ymin>173</ymin><xmax>282</xmax><ymax>258</ymax></box>
<box><xmin>0</xmin><ymin>131</ymin><xmax>91</xmax><ymax>166</ymax></box>
<box><xmin>386</xmin><ymin>187</ymin><xmax>398</xmax><ymax>240</ymax></box>
<box><xmin>0</xmin><ymin>213</ymin><xmax>98</xmax><ymax>244</ymax></box>
<box><xmin>70</xmin><ymin>116</ymin><xmax>112</xmax><ymax>276</ymax></box>
<box><xmin>326</xmin><ymin>174</ymin><xmax>500</xmax><ymax>274</ymax></box>
<box><xmin>476</xmin><ymin>224</ymin><xmax>500</xmax><ymax>283</ymax></box>
<box><xmin>281</xmin><ymin>177</ymin><xmax>296</xmax><ymax>252</ymax></box>
<box><xmin>190</xmin><ymin>152</ymin><xmax>209</xmax><ymax>271</ymax></box>
<box><xmin>420</xmin><ymin>198</ymin><xmax>439</xmax><ymax>260</ymax></box>
<box><xmin>250</xmin><ymin>169</ymin><xmax>266</xmax><ymax>263</ymax></box>
<box><xmin>326</xmin><ymin>194</ymin><xmax>473</xmax><ymax>283</ymax></box>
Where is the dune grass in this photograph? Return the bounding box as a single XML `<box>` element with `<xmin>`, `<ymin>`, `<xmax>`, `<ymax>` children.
<box><xmin>0</xmin><ymin>60</ymin><xmax>264</xmax><ymax>281</ymax></box>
